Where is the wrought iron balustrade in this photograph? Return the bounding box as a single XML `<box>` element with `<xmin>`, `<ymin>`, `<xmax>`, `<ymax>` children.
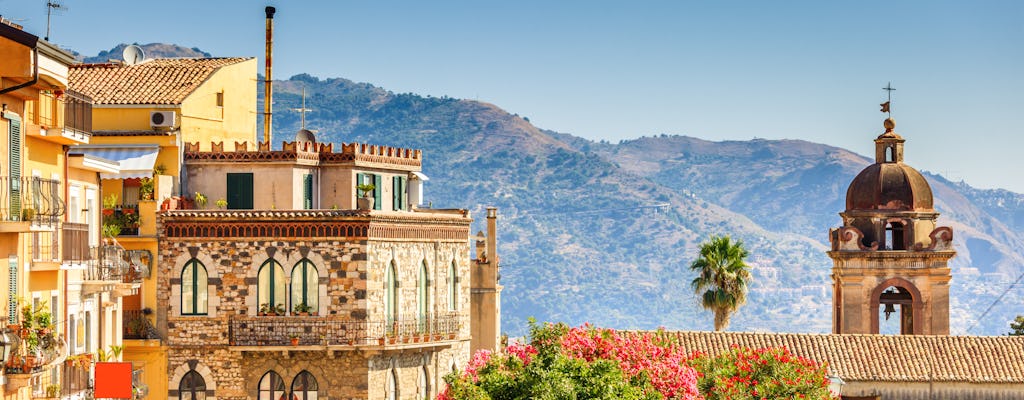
<box><xmin>123</xmin><ymin>309</ymin><xmax>159</xmax><ymax>339</ymax></box>
<box><xmin>227</xmin><ymin>312</ymin><xmax>464</xmax><ymax>347</ymax></box>
<box><xmin>0</xmin><ymin>176</ymin><xmax>65</xmax><ymax>225</ymax></box>
<box><xmin>63</xmin><ymin>89</ymin><xmax>93</xmax><ymax>135</ymax></box>
<box><xmin>84</xmin><ymin>244</ymin><xmax>142</xmax><ymax>284</ymax></box>
<box><xmin>62</xmin><ymin>222</ymin><xmax>91</xmax><ymax>263</ymax></box>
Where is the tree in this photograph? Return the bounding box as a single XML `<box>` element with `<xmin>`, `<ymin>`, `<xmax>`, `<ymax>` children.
<box><xmin>1010</xmin><ymin>315</ymin><xmax>1024</xmax><ymax>336</ymax></box>
<box><xmin>690</xmin><ymin>235</ymin><xmax>752</xmax><ymax>331</ymax></box>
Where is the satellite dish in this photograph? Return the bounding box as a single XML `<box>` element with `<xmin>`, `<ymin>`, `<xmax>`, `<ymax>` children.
<box><xmin>122</xmin><ymin>45</ymin><xmax>145</xmax><ymax>66</ymax></box>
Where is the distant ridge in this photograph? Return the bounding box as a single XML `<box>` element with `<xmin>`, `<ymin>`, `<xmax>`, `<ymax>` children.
<box><xmin>79</xmin><ymin>43</ymin><xmax>212</xmax><ymax>63</ymax></box>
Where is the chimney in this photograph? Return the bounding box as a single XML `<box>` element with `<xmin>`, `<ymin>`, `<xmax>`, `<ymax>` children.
<box><xmin>263</xmin><ymin>6</ymin><xmax>275</xmax><ymax>144</ymax></box>
<box><xmin>486</xmin><ymin>207</ymin><xmax>498</xmax><ymax>267</ymax></box>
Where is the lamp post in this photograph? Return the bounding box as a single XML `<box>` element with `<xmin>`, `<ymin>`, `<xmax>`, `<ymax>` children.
<box><xmin>828</xmin><ymin>375</ymin><xmax>845</xmax><ymax>399</ymax></box>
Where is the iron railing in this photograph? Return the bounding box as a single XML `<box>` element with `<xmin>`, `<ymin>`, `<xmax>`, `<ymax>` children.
<box><xmin>0</xmin><ymin>176</ymin><xmax>65</xmax><ymax>225</ymax></box>
<box><xmin>84</xmin><ymin>245</ymin><xmax>142</xmax><ymax>284</ymax></box>
<box><xmin>123</xmin><ymin>309</ymin><xmax>159</xmax><ymax>339</ymax></box>
<box><xmin>63</xmin><ymin>89</ymin><xmax>93</xmax><ymax>135</ymax></box>
<box><xmin>228</xmin><ymin>312</ymin><xmax>464</xmax><ymax>347</ymax></box>
<box><xmin>62</xmin><ymin>222</ymin><xmax>91</xmax><ymax>263</ymax></box>
<box><xmin>61</xmin><ymin>360</ymin><xmax>90</xmax><ymax>397</ymax></box>
<box><xmin>105</xmin><ymin>204</ymin><xmax>140</xmax><ymax>236</ymax></box>
<box><xmin>31</xmin><ymin>230</ymin><xmax>59</xmax><ymax>262</ymax></box>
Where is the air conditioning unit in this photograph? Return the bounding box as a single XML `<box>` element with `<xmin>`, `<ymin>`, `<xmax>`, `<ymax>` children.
<box><xmin>150</xmin><ymin>111</ymin><xmax>176</xmax><ymax>128</ymax></box>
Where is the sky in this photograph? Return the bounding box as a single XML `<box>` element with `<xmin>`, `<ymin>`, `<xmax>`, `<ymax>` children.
<box><xmin>3</xmin><ymin>0</ymin><xmax>1022</xmax><ymax>192</ymax></box>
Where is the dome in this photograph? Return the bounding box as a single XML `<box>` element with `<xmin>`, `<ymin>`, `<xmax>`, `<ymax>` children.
<box><xmin>295</xmin><ymin>129</ymin><xmax>316</xmax><ymax>143</ymax></box>
<box><xmin>845</xmin><ymin>162</ymin><xmax>933</xmax><ymax>211</ymax></box>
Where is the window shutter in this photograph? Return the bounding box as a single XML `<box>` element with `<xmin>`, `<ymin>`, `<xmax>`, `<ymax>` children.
<box><xmin>373</xmin><ymin>174</ymin><xmax>382</xmax><ymax>210</ymax></box>
<box><xmin>303</xmin><ymin>174</ymin><xmax>313</xmax><ymax>209</ymax></box>
<box><xmin>9</xmin><ymin>118</ymin><xmax>22</xmax><ymax>218</ymax></box>
<box><xmin>8</xmin><ymin>256</ymin><xmax>16</xmax><ymax>324</ymax></box>
<box><xmin>392</xmin><ymin>176</ymin><xmax>400</xmax><ymax>211</ymax></box>
<box><xmin>399</xmin><ymin>177</ymin><xmax>407</xmax><ymax>210</ymax></box>
<box><xmin>226</xmin><ymin>173</ymin><xmax>254</xmax><ymax>209</ymax></box>
<box><xmin>356</xmin><ymin>173</ymin><xmax>366</xmax><ymax>197</ymax></box>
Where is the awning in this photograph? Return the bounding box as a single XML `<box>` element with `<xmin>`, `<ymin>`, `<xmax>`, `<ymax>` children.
<box><xmin>411</xmin><ymin>171</ymin><xmax>429</xmax><ymax>181</ymax></box>
<box><xmin>69</xmin><ymin>145</ymin><xmax>160</xmax><ymax>179</ymax></box>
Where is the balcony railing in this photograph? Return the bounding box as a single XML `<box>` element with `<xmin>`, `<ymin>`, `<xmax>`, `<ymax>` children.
<box><xmin>61</xmin><ymin>361</ymin><xmax>90</xmax><ymax>397</ymax></box>
<box><xmin>0</xmin><ymin>176</ymin><xmax>65</xmax><ymax>225</ymax></box>
<box><xmin>123</xmin><ymin>309</ymin><xmax>160</xmax><ymax>340</ymax></box>
<box><xmin>31</xmin><ymin>230</ymin><xmax>59</xmax><ymax>262</ymax></box>
<box><xmin>62</xmin><ymin>222</ymin><xmax>91</xmax><ymax>263</ymax></box>
<box><xmin>63</xmin><ymin>89</ymin><xmax>93</xmax><ymax>135</ymax></box>
<box><xmin>228</xmin><ymin>313</ymin><xmax>464</xmax><ymax>347</ymax></box>
<box><xmin>104</xmin><ymin>204</ymin><xmax>139</xmax><ymax>236</ymax></box>
<box><xmin>85</xmin><ymin>245</ymin><xmax>142</xmax><ymax>284</ymax></box>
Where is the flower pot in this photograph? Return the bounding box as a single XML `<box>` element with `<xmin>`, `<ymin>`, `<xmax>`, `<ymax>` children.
<box><xmin>102</xmin><ymin>209</ymin><xmax>115</xmax><ymax>216</ymax></box>
<box><xmin>357</xmin><ymin>196</ymin><xmax>374</xmax><ymax>210</ymax></box>
<box><xmin>290</xmin><ymin>337</ymin><xmax>299</xmax><ymax>346</ymax></box>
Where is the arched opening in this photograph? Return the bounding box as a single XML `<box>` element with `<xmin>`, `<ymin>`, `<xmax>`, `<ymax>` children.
<box><xmin>878</xmin><ymin>286</ymin><xmax>914</xmax><ymax>335</ymax></box>
<box><xmin>182</xmin><ymin>259</ymin><xmax>208</xmax><ymax>315</ymax></box>
<box><xmin>886</xmin><ymin>146</ymin><xmax>895</xmax><ymax>162</ymax></box>
<box><xmin>291</xmin><ymin>258</ymin><xmax>319</xmax><ymax>314</ymax></box>
<box><xmin>417</xmin><ymin>365</ymin><xmax>429</xmax><ymax>399</ymax></box>
<box><xmin>179</xmin><ymin>370</ymin><xmax>206</xmax><ymax>400</ymax></box>
<box><xmin>258</xmin><ymin>370</ymin><xmax>286</xmax><ymax>400</ymax></box>
<box><xmin>386</xmin><ymin>363</ymin><xmax>398</xmax><ymax>400</ymax></box>
<box><xmin>418</xmin><ymin>260</ymin><xmax>429</xmax><ymax>332</ymax></box>
<box><xmin>258</xmin><ymin>259</ymin><xmax>286</xmax><ymax>315</ymax></box>
<box><xmin>448</xmin><ymin>260</ymin><xmax>458</xmax><ymax>311</ymax></box>
<box><xmin>885</xmin><ymin>221</ymin><xmax>905</xmax><ymax>250</ymax></box>
<box><xmin>385</xmin><ymin>261</ymin><xmax>398</xmax><ymax>334</ymax></box>
<box><xmin>290</xmin><ymin>370</ymin><xmax>319</xmax><ymax>400</ymax></box>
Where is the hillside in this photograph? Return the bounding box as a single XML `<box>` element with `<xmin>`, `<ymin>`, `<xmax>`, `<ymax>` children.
<box><xmin>83</xmin><ymin>44</ymin><xmax>1024</xmax><ymax>336</ymax></box>
<box><xmin>263</xmin><ymin>74</ymin><xmax>1024</xmax><ymax>336</ymax></box>
<box><xmin>78</xmin><ymin>43</ymin><xmax>211</xmax><ymax>63</ymax></box>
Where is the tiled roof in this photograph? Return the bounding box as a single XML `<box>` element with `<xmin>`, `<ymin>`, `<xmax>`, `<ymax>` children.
<box><xmin>69</xmin><ymin>58</ymin><xmax>252</xmax><ymax>105</ymax></box>
<box><xmin>658</xmin><ymin>331</ymin><xmax>1024</xmax><ymax>383</ymax></box>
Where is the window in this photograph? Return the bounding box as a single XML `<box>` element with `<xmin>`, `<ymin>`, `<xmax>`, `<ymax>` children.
<box><xmin>357</xmin><ymin>173</ymin><xmax>382</xmax><ymax>210</ymax></box>
<box><xmin>179</xmin><ymin>370</ymin><xmax>207</xmax><ymax>400</ymax></box>
<box><xmin>290</xmin><ymin>370</ymin><xmax>319</xmax><ymax>400</ymax></box>
<box><xmin>886</xmin><ymin>146</ymin><xmax>895</xmax><ymax>162</ymax></box>
<box><xmin>448</xmin><ymin>261</ymin><xmax>457</xmax><ymax>311</ymax></box>
<box><xmin>417</xmin><ymin>366</ymin><xmax>429</xmax><ymax>399</ymax></box>
<box><xmin>216</xmin><ymin>91</ymin><xmax>224</xmax><ymax>107</ymax></box>
<box><xmin>85</xmin><ymin>311</ymin><xmax>91</xmax><ymax>353</ymax></box>
<box><xmin>226</xmin><ymin>173</ymin><xmax>254</xmax><ymax>210</ymax></box>
<box><xmin>258</xmin><ymin>259</ymin><xmax>286</xmax><ymax>314</ymax></box>
<box><xmin>290</xmin><ymin>259</ymin><xmax>318</xmax><ymax>314</ymax></box>
<box><xmin>76</xmin><ymin>316</ymin><xmax>85</xmax><ymax>349</ymax></box>
<box><xmin>258</xmin><ymin>371</ymin><xmax>286</xmax><ymax>400</ymax></box>
<box><xmin>182</xmin><ymin>259</ymin><xmax>209</xmax><ymax>315</ymax></box>
<box><xmin>885</xmin><ymin>222</ymin><xmax>905</xmax><ymax>250</ymax></box>
<box><xmin>385</xmin><ymin>261</ymin><xmax>398</xmax><ymax>327</ymax></box>
<box><xmin>393</xmin><ymin>176</ymin><xmax>407</xmax><ymax>211</ymax></box>
<box><xmin>418</xmin><ymin>260</ymin><xmax>428</xmax><ymax>331</ymax></box>
<box><xmin>303</xmin><ymin>174</ymin><xmax>313</xmax><ymax>209</ymax></box>
<box><xmin>386</xmin><ymin>367</ymin><xmax>398</xmax><ymax>400</ymax></box>
<box><xmin>69</xmin><ymin>315</ymin><xmax>77</xmax><ymax>352</ymax></box>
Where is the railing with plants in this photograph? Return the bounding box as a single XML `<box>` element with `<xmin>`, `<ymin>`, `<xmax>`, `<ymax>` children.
<box><xmin>0</xmin><ymin>176</ymin><xmax>65</xmax><ymax>225</ymax></box>
<box><xmin>123</xmin><ymin>309</ymin><xmax>160</xmax><ymax>339</ymax></box>
<box><xmin>62</xmin><ymin>222</ymin><xmax>91</xmax><ymax>263</ymax></box>
<box><xmin>4</xmin><ymin>301</ymin><xmax>66</xmax><ymax>376</ymax></box>
<box><xmin>227</xmin><ymin>312</ymin><xmax>465</xmax><ymax>347</ymax></box>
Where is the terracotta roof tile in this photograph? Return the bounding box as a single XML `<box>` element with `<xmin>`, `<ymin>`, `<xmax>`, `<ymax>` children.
<box><xmin>651</xmin><ymin>331</ymin><xmax>1024</xmax><ymax>383</ymax></box>
<box><xmin>69</xmin><ymin>58</ymin><xmax>252</xmax><ymax>105</ymax></box>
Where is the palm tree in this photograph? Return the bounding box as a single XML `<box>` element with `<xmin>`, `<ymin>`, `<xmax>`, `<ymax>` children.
<box><xmin>690</xmin><ymin>235</ymin><xmax>752</xmax><ymax>331</ymax></box>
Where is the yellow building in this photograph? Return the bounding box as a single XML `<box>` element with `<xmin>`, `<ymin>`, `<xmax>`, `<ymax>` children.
<box><xmin>68</xmin><ymin>55</ymin><xmax>258</xmax><ymax>398</ymax></box>
<box><xmin>1</xmin><ymin>19</ymin><xmax>139</xmax><ymax>399</ymax></box>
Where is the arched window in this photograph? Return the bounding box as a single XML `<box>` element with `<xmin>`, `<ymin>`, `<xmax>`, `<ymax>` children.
<box><xmin>290</xmin><ymin>370</ymin><xmax>319</xmax><ymax>400</ymax></box>
<box><xmin>385</xmin><ymin>261</ymin><xmax>398</xmax><ymax>327</ymax></box>
<box><xmin>417</xmin><ymin>365</ymin><xmax>429</xmax><ymax>399</ymax></box>
<box><xmin>258</xmin><ymin>371</ymin><xmax>286</xmax><ymax>400</ymax></box>
<box><xmin>258</xmin><ymin>259</ymin><xmax>287</xmax><ymax>315</ymax></box>
<box><xmin>291</xmin><ymin>259</ymin><xmax>318</xmax><ymax>315</ymax></box>
<box><xmin>179</xmin><ymin>370</ymin><xmax>206</xmax><ymax>400</ymax></box>
<box><xmin>386</xmin><ymin>367</ymin><xmax>398</xmax><ymax>400</ymax></box>
<box><xmin>885</xmin><ymin>222</ymin><xmax>905</xmax><ymax>250</ymax></box>
<box><xmin>448</xmin><ymin>261</ymin><xmax>457</xmax><ymax>311</ymax></box>
<box><xmin>418</xmin><ymin>260</ymin><xmax>429</xmax><ymax>331</ymax></box>
<box><xmin>886</xmin><ymin>146</ymin><xmax>895</xmax><ymax>162</ymax></box>
<box><xmin>182</xmin><ymin>259</ymin><xmax>208</xmax><ymax>315</ymax></box>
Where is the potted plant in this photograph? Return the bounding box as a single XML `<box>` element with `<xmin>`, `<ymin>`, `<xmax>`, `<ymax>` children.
<box><xmin>109</xmin><ymin>344</ymin><xmax>123</xmax><ymax>360</ymax></box>
<box><xmin>102</xmin><ymin>194</ymin><xmax>119</xmax><ymax>215</ymax></box>
<box><xmin>139</xmin><ymin>177</ymin><xmax>155</xmax><ymax>200</ymax></box>
<box><xmin>274</xmin><ymin>303</ymin><xmax>287</xmax><ymax>316</ymax></box>
<box><xmin>356</xmin><ymin>183</ymin><xmax>375</xmax><ymax>210</ymax></box>
<box><xmin>215</xmin><ymin>198</ymin><xmax>228</xmax><ymax>209</ymax></box>
<box><xmin>122</xmin><ymin>212</ymin><xmax>141</xmax><ymax>229</ymax></box>
<box><xmin>153</xmin><ymin>164</ymin><xmax>167</xmax><ymax>176</ymax></box>
<box><xmin>258</xmin><ymin>303</ymin><xmax>271</xmax><ymax>316</ymax></box>
<box><xmin>194</xmin><ymin>192</ymin><xmax>208</xmax><ymax>208</ymax></box>
<box><xmin>289</xmin><ymin>334</ymin><xmax>300</xmax><ymax>346</ymax></box>
<box><xmin>293</xmin><ymin>302</ymin><xmax>312</xmax><ymax>316</ymax></box>
<box><xmin>34</xmin><ymin>309</ymin><xmax>52</xmax><ymax>335</ymax></box>
<box><xmin>45</xmin><ymin>383</ymin><xmax>60</xmax><ymax>398</ymax></box>
<box><xmin>20</xmin><ymin>207</ymin><xmax>35</xmax><ymax>221</ymax></box>
<box><xmin>102</xmin><ymin>219</ymin><xmax>122</xmax><ymax>239</ymax></box>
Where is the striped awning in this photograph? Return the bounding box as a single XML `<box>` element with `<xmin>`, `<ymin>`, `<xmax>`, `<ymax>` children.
<box><xmin>69</xmin><ymin>145</ymin><xmax>160</xmax><ymax>179</ymax></box>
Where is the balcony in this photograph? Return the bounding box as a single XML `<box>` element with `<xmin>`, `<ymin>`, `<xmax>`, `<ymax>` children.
<box><xmin>62</xmin><ymin>222</ymin><xmax>91</xmax><ymax>264</ymax></box>
<box><xmin>227</xmin><ymin>312</ymin><xmax>464</xmax><ymax>349</ymax></box>
<box><xmin>4</xmin><ymin>327</ymin><xmax>68</xmax><ymax>392</ymax></box>
<box><xmin>0</xmin><ymin>176</ymin><xmax>65</xmax><ymax>227</ymax></box>
<box><xmin>26</xmin><ymin>89</ymin><xmax>91</xmax><ymax>145</ymax></box>
<box><xmin>82</xmin><ymin>244</ymin><xmax>143</xmax><ymax>296</ymax></box>
<box><xmin>123</xmin><ymin>309</ymin><xmax>160</xmax><ymax>340</ymax></box>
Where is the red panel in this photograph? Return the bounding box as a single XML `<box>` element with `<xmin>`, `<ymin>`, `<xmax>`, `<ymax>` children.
<box><xmin>94</xmin><ymin>362</ymin><xmax>133</xmax><ymax>399</ymax></box>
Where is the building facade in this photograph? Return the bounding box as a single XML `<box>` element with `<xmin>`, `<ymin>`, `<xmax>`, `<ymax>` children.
<box><xmin>158</xmin><ymin>132</ymin><xmax>495</xmax><ymax>399</ymax></box>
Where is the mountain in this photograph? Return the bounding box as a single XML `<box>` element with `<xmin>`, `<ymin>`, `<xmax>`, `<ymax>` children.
<box><xmin>82</xmin><ymin>45</ymin><xmax>1024</xmax><ymax>336</ymax></box>
<box><xmin>78</xmin><ymin>43</ymin><xmax>211</xmax><ymax>63</ymax></box>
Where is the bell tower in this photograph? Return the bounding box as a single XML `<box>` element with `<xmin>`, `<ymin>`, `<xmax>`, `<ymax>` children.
<box><xmin>828</xmin><ymin>116</ymin><xmax>955</xmax><ymax>335</ymax></box>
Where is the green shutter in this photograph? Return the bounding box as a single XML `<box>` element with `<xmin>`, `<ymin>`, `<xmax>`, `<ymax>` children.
<box><xmin>303</xmin><ymin>174</ymin><xmax>313</xmax><ymax>209</ymax></box>
<box><xmin>373</xmin><ymin>174</ymin><xmax>382</xmax><ymax>210</ymax></box>
<box><xmin>400</xmin><ymin>177</ymin><xmax>407</xmax><ymax>210</ymax></box>
<box><xmin>392</xmin><ymin>176</ymin><xmax>400</xmax><ymax>211</ymax></box>
<box><xmin>356</xmin><ymin>173</ymin><xmax>366</xmax><ymax>197</ymax></box>
<box><xmin>8</xmin><ymin>256</ymin><xmax>17</xmax><ymax>323</ymax></box>
<box><xmin>8</xmin><ymin>118</ymin><xmax>22</xmax><ymax>220</ymax></box>
<box><xmin>226</xmin><ymin>173</ymin><xmax>254</xmax><ymax>209</ymax></box>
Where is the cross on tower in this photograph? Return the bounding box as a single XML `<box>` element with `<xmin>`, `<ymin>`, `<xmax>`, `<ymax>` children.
<box><xmin>291</xmin><ymin>86</ymin><xmax>313</xmax><ymax>129</ymax></box>
<box><xmin>880</xmin><ymin>82</ymin><xmax>895</xmax><ymax>116</ymax></box>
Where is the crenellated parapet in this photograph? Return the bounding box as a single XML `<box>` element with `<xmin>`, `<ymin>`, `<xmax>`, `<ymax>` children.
<box><xmin>182</xmin><ymin>140</ymin><xmax>422</xmax><ymax>168</ymax></box>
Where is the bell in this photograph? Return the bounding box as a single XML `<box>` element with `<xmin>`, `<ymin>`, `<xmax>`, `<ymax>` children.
<box><xmin>883</xmin><ymin>303</ymin><xmax>896</xmax><ymax>321</ymax></box>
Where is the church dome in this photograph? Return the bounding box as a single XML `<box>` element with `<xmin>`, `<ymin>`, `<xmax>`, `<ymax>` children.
<box><xmin>845</xmin><ymin>163</ymin><xmax>933</xmax><ymax>211</ymax></box>
<box><xmin>295</xmin><ymin>129</ymin><xmax>316</xmax><ymax>143</ymax></box>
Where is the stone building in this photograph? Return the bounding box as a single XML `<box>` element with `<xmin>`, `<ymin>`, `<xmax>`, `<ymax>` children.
<box><xmin>158</xmin><ymin>130</ymin><xmax>499</xmax><ymax>399</ymax></box>
<box><xmin>828</xmin><ymin>117</ymin><xmax>955</xmax><ymax>335</ymax></box>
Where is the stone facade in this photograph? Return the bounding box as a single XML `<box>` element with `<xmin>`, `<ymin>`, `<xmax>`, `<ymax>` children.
<box><xmin>158</xmin><ymin>209</ymin><xmax>473</xmax><ymax>399</ymax></box>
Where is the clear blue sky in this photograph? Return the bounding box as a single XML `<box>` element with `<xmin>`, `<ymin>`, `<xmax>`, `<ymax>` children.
<box><xmin>4</xmin><ymin>0</ymin><xmax>1022</xmax><ymax>192</ymax></box>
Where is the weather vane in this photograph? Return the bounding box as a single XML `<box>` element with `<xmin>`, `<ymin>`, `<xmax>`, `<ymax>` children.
<box><xmin>880</xmin><ymin>82</ymin><xmax>895</xmax><ymax>116</ymax></box>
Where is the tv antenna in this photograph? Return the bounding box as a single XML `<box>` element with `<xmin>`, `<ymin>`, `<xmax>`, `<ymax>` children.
<box><xmin>290</xmin><ymin>86</ymin><xmax>313</xmax><ymax>129</ymax></box>
<box><xmin>44</xmin><ymin>0</ymin><xmax>67</xmax><ymax>41</ymax></box>
<box><xmin>122</xmin><ymin>45</ymin><xmax>145</xmax><ymax>66</ymax></box>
